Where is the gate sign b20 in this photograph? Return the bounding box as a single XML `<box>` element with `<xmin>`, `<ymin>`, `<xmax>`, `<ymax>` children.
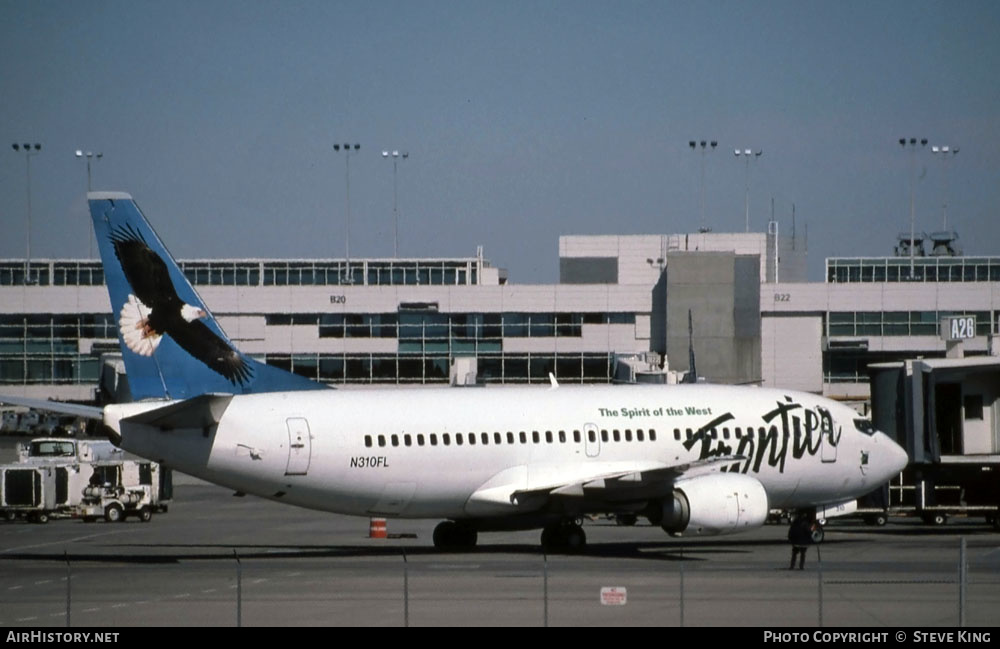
<box><xmin>943</xmin><ymin>315</ymin><xmax>976</xmax><ymax>341</ymax></box>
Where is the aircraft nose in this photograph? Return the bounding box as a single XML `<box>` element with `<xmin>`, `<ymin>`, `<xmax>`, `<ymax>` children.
<box><xmin>875</xmin><ymin>431</ymin><xmax>909</xmax><ymax>477</ymax></box>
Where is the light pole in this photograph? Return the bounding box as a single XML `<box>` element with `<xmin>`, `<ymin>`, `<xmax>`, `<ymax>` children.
<box><xmin>688</xmin><ymin>140</ymin><xmax>717</xmax><ymax>232</ymax></box>
<box><xmin>931</xmin><ymin>145</ymin><xmax>959</xmax><ymax>231</ymax></box>
<box><xmin>76</xmin><ymin>150</ymin><xmax>103</xmax><ymax>259</ymax></box>
<box><xmin>74</xmin><ymin>150</ymin><xmax>103</xmax><ymax>192</ymax></box>
<box><xmin>382</xmin><ymin>149</ymin><xmax>408</xmax><ymax>257</ymax></box>
<box><xmin>12</xmin><ymin>143</ymin><xmax>41</xmax><ymax>283</ymax></box>
<box><xmin>899</xmin><ymin>138</ymin><xmax>928</xmax><ymax>279</ymax></box>
<box><xmin>333</xmin><ymin>143</ymin><xmax>360</xmax><ymax>283</ymax></box>
<box><xmin>734</xmin><ymin>148</ymin><xmax>763</xmax><ymax>232</ymax></box>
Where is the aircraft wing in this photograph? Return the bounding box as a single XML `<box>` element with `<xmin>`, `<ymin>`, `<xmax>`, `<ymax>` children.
<box><xmin>0</xmin><ymin>395</ymin><xmax>103</xmax><ymax>420</ymax></box>
<box><xmin>466</xmin><ymin>455</ymin><xmax>744</xmax><ymax>515</ymax></box>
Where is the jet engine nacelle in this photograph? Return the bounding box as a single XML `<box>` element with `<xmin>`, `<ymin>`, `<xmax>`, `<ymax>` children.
<box><xmin>659</xmin><ymin>473</ymin><xmax>769</xmax><ymax>536</ymax></box>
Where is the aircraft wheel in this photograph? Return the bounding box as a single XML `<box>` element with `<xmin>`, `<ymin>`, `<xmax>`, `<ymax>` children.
<box><xmin>810</xmin><ymin>524</ymin><xmax>825</xmax><ymax>544</ymax></box>
<box><xmin>433</xmin><ymin>521</ymin><xmax>477</xmax><ymax>551</ymax></box>
<box><xmin>564</xmin><ymin>525</ymin><xmax>586</xmax><ymax>552</ymax></box>
<box><xmin>540</xmin><ymin>524</ymin><xmax>560</xmax><ymax>551</ymax></box>
<box><xmin>455</xmin><ymin>522</ymin><xmax>477</xmax><ymax>548</ymax></box>
<box><xmin>433</xmin><ymin>521</ymin><xmax>456</xmax><ymax>549</ymax></box>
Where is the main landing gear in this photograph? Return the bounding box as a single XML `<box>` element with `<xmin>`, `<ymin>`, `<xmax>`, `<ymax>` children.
<box><xmin>432</xmin><ymin>520</ymin><xmax>478</xmax><ymax>551</ymax></box>
<box><xmin>431</xmin><ymin>518</ymin><xmax>588</xmax><ymax>552</ymax></box>
<box><xmin>540</xmin><ymin>520</ymin><xmax>586</xmax><ymax>552</ymax></box>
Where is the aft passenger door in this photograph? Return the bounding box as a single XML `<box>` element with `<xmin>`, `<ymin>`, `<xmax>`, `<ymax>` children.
<box><xmin>285</xmin><ymin>418</ymin><xmax>312</xmax><ymax>475</ymax></box>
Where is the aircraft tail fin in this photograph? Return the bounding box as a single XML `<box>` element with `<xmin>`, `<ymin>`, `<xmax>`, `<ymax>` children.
<box><xmin>89</xmin><ymin>192</ymin><xmax>328</xmax><ymax>400</ymax></box>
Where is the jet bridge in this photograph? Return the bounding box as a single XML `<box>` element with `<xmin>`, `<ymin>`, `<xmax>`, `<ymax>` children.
<box><xmin>869</xmin><ymin>355</ymin><xmax>1000</xmax><ymax>526</ymax></box>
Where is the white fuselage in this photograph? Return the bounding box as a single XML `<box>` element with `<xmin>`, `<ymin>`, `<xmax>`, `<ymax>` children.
<box><xmin>107</xmin><ymin>384</ymin><xmax>907</xmax><ymax>521</ymax></box>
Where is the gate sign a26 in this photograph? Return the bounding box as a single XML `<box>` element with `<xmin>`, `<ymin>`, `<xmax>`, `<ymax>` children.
<box><xmin>943</xmin><ymin>315</ymin><xmax>976</xmax><ymax>341</ymax></box>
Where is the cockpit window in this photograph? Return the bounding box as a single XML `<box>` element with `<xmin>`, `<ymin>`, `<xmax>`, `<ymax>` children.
<box><xmin>854</xmin><ymin>419</ymin><xmax>875</xmax><ymax>436</ymax></box>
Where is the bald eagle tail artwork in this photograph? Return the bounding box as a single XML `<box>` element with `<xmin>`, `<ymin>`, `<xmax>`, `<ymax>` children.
<box><xmin>89</xmin><ymin>192</ymin><xmax>329</xmax><ymax>400</ymax></box>
<box><xmin>119</xmin><ymin>294</ymin><xmax>161</xmax><ymax>357</ymax></box>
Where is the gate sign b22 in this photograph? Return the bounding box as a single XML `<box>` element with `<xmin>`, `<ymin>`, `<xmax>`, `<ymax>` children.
<box><xmin>943</xmin><ymin>315</ymin><xmax>976</xmax><ymax>341</ymax></box>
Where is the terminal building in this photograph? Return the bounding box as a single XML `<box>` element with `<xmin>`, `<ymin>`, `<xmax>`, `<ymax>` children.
<box><xmin>1</xmin><ymin>226</ymin><xmax>997</xmax><ymax>410</ymax></box>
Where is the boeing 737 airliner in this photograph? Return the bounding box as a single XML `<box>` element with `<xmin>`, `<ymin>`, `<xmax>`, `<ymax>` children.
<box><xmin>2</xmin><ymin>192</ymin><xmax>909</xmax><ymax>551</ymax></box>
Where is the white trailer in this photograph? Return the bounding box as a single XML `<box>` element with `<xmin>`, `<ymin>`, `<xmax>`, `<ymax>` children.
<box><xmin>1</xmin><ymin>438</ymin><xmax>171</xmax><ymax>523</ymax></box>
<box><xmin>0</xmin><ymin>464</ymin><xmax>86</xmax><ymax>523</ymax></box>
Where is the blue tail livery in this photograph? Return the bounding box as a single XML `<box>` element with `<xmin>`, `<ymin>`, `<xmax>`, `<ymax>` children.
<box><xmin>89</xmin><ymin>191</ymin><xmax>328</xmax><ymax>400</ymax></box>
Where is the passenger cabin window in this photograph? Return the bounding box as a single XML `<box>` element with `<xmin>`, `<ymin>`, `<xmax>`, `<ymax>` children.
<box><xmin>637</xmin><ymin>429</ymin><xmax>644</xmax><ymax>442</ymax></box>
<box><xmin>507</xmin><ymin>432</ymin><xmax>515</xmax><ymax>444</ymax></box>
<box><xmin>404</xmin><ymin>434</ymin><xmax>412</xmax><ymax>447</ymax></box>
<box><xmin>378</xmin><ymin>435</ymin><xmax>386</xmax><ymax>447</ymax></box>
<box><xmin>364</xmin><ymin>435</ymin><xmax>372</xmax><ymax>448</ymax></box>
<box><xmin>443</xmin><ymin>434</ymin><xmax>451</xmax><ymax>446</ymax></box>
<box><xmin>545</xmin><ymin>431</ymin><xmax>553</xmax><ymax>443</ymax></box>
<box><xmin>532</xmin><ymin>431</ymin><xmax>540</xmax><ymax>444</ymax></box>
<box><xmin>391</xmin><ymin>434</ymin><xmax>399</xmax><ymax>447</ymax></box>
<box><xmin>588</xmin><ymin>430</ymin><xmax>596</xmax><ymax>443</ymax></box>
<box><xmin>519</xmin><ymin>432</ymin><xmax>527</xmax><ymax>444</ymax></box>
<box><xmin>456</xmin><ymin>433</ymin><xmax>463</xmax><ymax>446</ymax></box>
<box><xmin>573</xmin><ymin>430</ymin><xmax>581</xmax><ymax>443</ymax></box>
<box><xmin>494</xmin><ymin>432</ymin><xmax>502</xmax><ymax>444</ymax></box>
<box><xmin>649</xmin><ymin>430</ymin><xmax>656</xmax><ymax>441</ymax></box>
<box><xmin>417</xmin><ymin>434</ymin><xmax>425</xmax><ymax>446</ymax></box>
<box><xmin>612</xmin><ymin>430</ymin><xmax>621</xmax><ymax>442</ymax></box>
<box><xmin>559</xmin><ymin>431</ymin><xmax>566</xmax><ymax>443</ymax></box>
<box><xmin>600</xmin><ymin>430</ymin><xmax>609</xmax><ymax>443</ymax></box>
<box><xmin>430</xmin><ymin>434</ymin><xmax>438</xmax><ymax>446</ymax></box>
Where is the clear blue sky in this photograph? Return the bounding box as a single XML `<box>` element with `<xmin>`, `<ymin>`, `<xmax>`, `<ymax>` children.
<box><xmin>2</xmin><ymin>0</ymin><xmax>998</xmax><ymax>282</ymax></box>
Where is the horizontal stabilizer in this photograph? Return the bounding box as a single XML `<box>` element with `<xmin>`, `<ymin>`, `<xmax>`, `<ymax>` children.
<box><xmin>121</xmin><ymin>393</ymin><xmax>234</xmax><ymax>430</ymax></box>
<box><xmin>0</xmin><ymin>395</ymin><xmax>103</xmax><ymax>420</ymax></box>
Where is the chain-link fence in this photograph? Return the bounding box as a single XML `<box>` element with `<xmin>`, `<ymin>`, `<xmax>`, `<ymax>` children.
<box><xmin>2</xmin><ymin>537</ymin><xmax>997</xmax><ymax>627</ymax></box>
